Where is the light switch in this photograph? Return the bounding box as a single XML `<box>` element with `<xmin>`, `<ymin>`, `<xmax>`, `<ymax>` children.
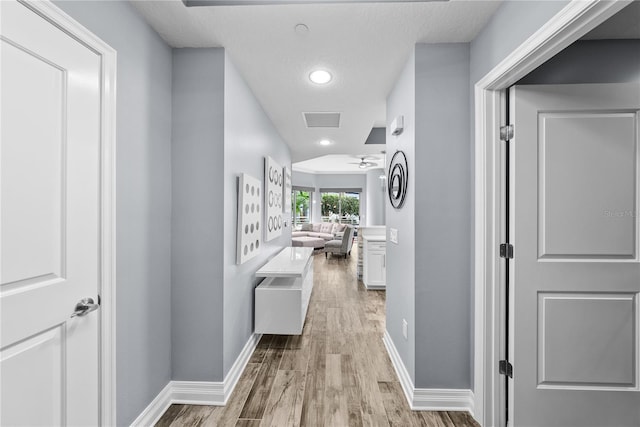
<box><xmin>402</xmin><ymin>319</ymin><xmax>408</xmax><ymax>340</ymax></box>
<box><xmin>390</xmin><ymin>228</ymin><xmax>398</xmax><ymax>244</ymax></box>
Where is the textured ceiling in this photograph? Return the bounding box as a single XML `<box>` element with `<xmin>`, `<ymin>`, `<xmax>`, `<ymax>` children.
<box><xmin>132</xmin><ymin>0</ymin><xmax>502</xmax><ymax>165</ymax></box>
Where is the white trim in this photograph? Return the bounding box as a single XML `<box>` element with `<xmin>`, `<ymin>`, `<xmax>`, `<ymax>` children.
<box><xmin>19</xmin><ymin>1</ymin><xmax>119</xmax><ymax>425</ymax></box>
<box><xmin>172</xmin><ymin>381</ymin><xmax>225</xmax><ymax>405</ymax></box>
<box><xmin>413</xmin><ymin>389</ymin><xmax>475</xmax><ymax>414</ymax></box>
<box><xmin>129</xmin><ymin>383</ymin><xmax>173</xmax><ymax>427</ymax></box>
<box><xmin>473</xmin><ymin>1</ymin><xmax>631</xmax><ymax>426</ymax></box>
<box><xmin>383</xmin><ymin>331</ymin><xmax>414</xmax><ymax>408</ymax></box>
<box><xmin>222</xmin><ymin>332</ymin><xmax>262</xmax><ymax>402</ymax></box>
<box><xmin>383</xmin><ymin>332</ymin><xmax>474</xmax><ymax>413</ymax></box>
<box><xmin>130</xmin><ymin>333</ymin><xmax>262</xmax><ymax>425</ymax></box>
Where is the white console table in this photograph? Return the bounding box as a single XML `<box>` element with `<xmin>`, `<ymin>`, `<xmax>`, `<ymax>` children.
<box><xmin>254</xmin><ymin>246</ymin><xmax>314</xmax><ymax>335</ymax></box>
<box><xmin>363</xmin><ymin>236</ymin><xmax>386</xmax><ymax>290</ymax></box>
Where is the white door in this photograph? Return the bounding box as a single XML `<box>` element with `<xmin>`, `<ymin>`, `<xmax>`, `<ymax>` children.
<box><xmin>510</xmin><ymin>83</ymin><xmax>640</xmax><ymax>426</ymax></box>
<box><xmin>1</xmin><ymin>1</ymin><xmax>102</xmax><ymax>425</ymax></box>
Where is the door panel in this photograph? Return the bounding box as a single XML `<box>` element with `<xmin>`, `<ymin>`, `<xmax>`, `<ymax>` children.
<box><xmin>1</xmin><ymin>1</ymin><xmax>102</xmax><ymax>425</ymax></box>
<box><xmin>538</xmin><ymin>112</ymin><xmax>636</xmax><ymax>259</ymax></box>
<box><xmin>1</xmin><ymin>326</ymin><xmax>65</xmax><ymax>426</ymax></box>
<box><xmin>538</xmin><ymin>292</ymin><xmax>636</xmax><ymax>388</ymax></box>
<box><xmin>1</xmin><ymin>40</ymin><xmax>66</xmax><ymax>287</ymax></box>
<box><xmin>511</xmin><ymin>83</ymin><xmax>640</xmax><ymax>427</ymax></box>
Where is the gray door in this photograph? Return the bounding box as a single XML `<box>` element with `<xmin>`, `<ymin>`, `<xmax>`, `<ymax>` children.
<box><xmin>510</xmin><ymin>83</ymin><xmax>640</xmax><ymax>427</ymax></box>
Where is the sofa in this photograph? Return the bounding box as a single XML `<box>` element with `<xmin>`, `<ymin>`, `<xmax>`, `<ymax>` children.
<box><xmin>292</xmin><ymin>222</ymin><xmax>348</xmax><ymax>242</ymax></box>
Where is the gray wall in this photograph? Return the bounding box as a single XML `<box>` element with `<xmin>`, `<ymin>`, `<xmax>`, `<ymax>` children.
<box><xmin>53</xmin><ymin>2</ymin><xmax>173</xmax><ymax>425</ymax></box>
<box><xmin>470</xmin><ymin>0</ymin><xmax>570</xmax><ymax>84</ymax></box>
<box><xmin>365</xmin><ymin>168</ymin><xmax>386</xmax><ymax>226</ymax></box>
<box><xmin>519</xmin><ymin>39</ymin><xmax>640</xmax><ymax>84</ymax></box>
<box><xmin>315</xmin><ymin>173</ymin><xmax>366</xmax><ymax>190</ymax></box>
<box><xmin>414</xmin><ymin>43</ymin><xmax>471</xmax><ymax>389</ymax></box>
<box><xmin>172</xmin><ymin>50</ymin><xmax>292</xmax><ymax>381</ymax></box>
<box><xmin>385</xmin><ymin>44</ymin><xmax>471</xmax><ymax>390</ymax></box>
<box><xmin>385</xmin><ymin>49</ymin><xmax>416</xmax><ymax>382</ymax></box>
<box><xmin>171</xmin><ymin>48</ymin><xmax>225</xmax><ymax>382</ymax></box>
<box><xmin>292</xmin><ymin>170</ymin><xmax>317</xmax><ymax>189</ymax></box>
<box><xmin>223</xmin><ymin>53</ymin><xmax>292</xmax><ymax>376</ymax></box>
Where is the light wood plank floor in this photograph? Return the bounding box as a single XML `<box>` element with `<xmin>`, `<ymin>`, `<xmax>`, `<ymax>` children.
<box><xmin>157</xmin><ymin>246</ymin><xmax>478</xmax><ymax>427</ymax></box>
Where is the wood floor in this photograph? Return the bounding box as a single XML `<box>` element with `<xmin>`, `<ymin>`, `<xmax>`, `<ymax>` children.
<box><xmin>157</xmin><ymin>246</ymin><xmax>478</xmax><ymax>427</ymax></box>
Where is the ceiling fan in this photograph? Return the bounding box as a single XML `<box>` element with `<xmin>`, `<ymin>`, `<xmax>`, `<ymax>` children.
<box><xmin>349</xmin><ymin>156</ymin><xmax>378</xmax><ymax>169</ymax></box>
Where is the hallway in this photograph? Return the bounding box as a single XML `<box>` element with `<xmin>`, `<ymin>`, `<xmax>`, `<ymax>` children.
<box><xmin>157</xmin><ymin>248</ymin><xmax>478</xmax><ymax>426</ymax></box>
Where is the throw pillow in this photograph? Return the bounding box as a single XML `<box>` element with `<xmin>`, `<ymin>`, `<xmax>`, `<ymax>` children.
<box><xmin>301</xmin><ymin>223</ymin><xmax>312</xmax><ymax>231</ymax></box>
<box><xmin>320</xmin><ymin>222</ymin><xmax>333</xmax><ymax>233</ymax></box>
<box><xmin>334</xmin><ymin>223</ymin><xmax>346</xmax><ymax>233</ymax></box>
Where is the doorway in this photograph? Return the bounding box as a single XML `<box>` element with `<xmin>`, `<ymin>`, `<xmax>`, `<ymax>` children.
<box><xmin>473</xmin><ymin>1</ymin><xmax>636</xmax><ymax>426</ymax></box>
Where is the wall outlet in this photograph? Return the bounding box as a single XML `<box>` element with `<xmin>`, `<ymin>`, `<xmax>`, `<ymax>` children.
<box><xmin>390</xmin><ymin>228</ymin><xmax>398</xmax><ymax>244</ymax></box>
<box><xmin>402</xmin><ymin>319</ymin><xmax>408</xmax><ymax>340</ymax></box>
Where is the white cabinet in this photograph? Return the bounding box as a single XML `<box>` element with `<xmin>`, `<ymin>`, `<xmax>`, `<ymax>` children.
<box><xmin>357</xmin><ymin>226</ymin><xmax>386</xmax><ymax>280</ymax></box>
<box><xmin>363</xmin><ymin>237</ymin><xmax>386</xmax><ymax>289</ymax></box>
<box><xmin>255</xmin><ymin>247</ymin><xmax>314</xmax><ymax>335</ymax></box>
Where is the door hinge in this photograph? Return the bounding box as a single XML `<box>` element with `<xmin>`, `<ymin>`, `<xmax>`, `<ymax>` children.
<box><xmin>499</xmin><ymin>360</ymin><xmax>513</xmax><ymax>378</ymax></box>
<box><xmin>500</xmin><ymin>243</ymin><xmax>514</xmax><ymax>259</ymax></box>
<box><xmin>500</xmin><ymin>124</ymin><xmax>514</xmax><ymax>142</ymax></box>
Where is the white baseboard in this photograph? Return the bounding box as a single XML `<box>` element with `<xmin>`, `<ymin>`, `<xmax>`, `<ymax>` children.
<box><xmin>130</xmin><ymin>333</ymin><xmax>262</xmax><ymax>426</ymax></box>
<box><xmin>130</xmin><ymin>382</ymin><xmax>173</xmax><ymax>427</ymax></box>
<box><xmin>222</xmin><ymin>332</ymin><xmax>262</xmax><ymax>403</ymax></box>
<box><xmin>171</xmin><ymin>381</ymin><xmax>225</xmax><ymax>405</ymax></box>
<box><xmin>382</xmin><ymin>330</ymin><xmax>415</xmax><ymax>408</ymax></box>
<box><xmin>382</xmin><ymin>331</ymin><xmax>474</xmax><ymax>414</ymax></box>
<box><xmin>413</xmin><ymin>388</ymin><xmax>475</xmax><ymax>413</ymax></box>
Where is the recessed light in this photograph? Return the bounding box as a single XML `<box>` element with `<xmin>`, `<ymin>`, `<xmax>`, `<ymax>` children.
<box><xmin>309</xmin><ymin>70</ymin><xmax>332</xmax><ymax>85</ymax></box>
<box><xmin>318</xmin><ymin>139</ymin><xmax>332</xmax><ymax>146</ymax></box>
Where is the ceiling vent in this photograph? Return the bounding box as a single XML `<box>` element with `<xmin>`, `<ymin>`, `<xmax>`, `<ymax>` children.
<box><xmin>303</xmin><ymin>112</ymin><xmax>341</xmax><ymax>128</ymax></box>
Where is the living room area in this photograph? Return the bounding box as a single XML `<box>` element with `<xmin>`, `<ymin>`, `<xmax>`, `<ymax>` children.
<box><xmin>290</xmin><ymin>153</ymin><xmax>388</xmax><ymax>289</ymax></box>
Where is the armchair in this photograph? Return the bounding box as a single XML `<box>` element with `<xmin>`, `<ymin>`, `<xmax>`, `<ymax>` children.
<box><xmin>324</xmin><ymin>225</ymin><xmax>355</xmax><ymax>258</ymax></box>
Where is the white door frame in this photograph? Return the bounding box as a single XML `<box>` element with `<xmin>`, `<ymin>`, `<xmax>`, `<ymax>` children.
<box><xmin>473</xmin><ymin>1</ymin><xmax>632</xmax><ymax>425</ymax></box>
<box><xmin>16</xmin><ymin>1</ymin><xmax>118</xmax><ymax>424</ymax></box>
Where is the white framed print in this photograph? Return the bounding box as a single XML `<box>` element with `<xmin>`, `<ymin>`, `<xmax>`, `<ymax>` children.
<box><xmin>264</xmin><ymin>156</ymin><xmax>283</xmax><ymax>242</ymax></box>
<box><xmin>237</xmin><ymin>173</ymin><xmax>262</xmax><ymax>264</ymax></box>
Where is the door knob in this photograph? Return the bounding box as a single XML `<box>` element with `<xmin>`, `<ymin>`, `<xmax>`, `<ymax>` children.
<box><xmin>71</xmin><ymin>297</ymin><xmax>100</xmax><ymax>318</ymax></box>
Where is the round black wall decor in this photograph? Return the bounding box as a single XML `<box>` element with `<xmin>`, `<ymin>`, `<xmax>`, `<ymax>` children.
<box><xmin>387</xmin><ymin>150</ymin><xmax>408</xmax><ymax>209</ymax></box>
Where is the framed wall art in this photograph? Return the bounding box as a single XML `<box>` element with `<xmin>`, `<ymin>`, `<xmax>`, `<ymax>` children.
<box><xmin>237</xmin><ymin>173</ymin><xmax>262</xmax><ymax>264</ymax></box>
<box><xmin>283</xmin><ymin>166</ymin><xmax>292</xmax><ymax>214</ymax></box>
<box><xmin>388</xmin><ymin>150</ymin><xmax>408</xmax><ymax>209</ymax></box>
<box><xmin>264</xmin><ymin>156</ymin><xmax>283</xmax><ymax>241</ymax></box>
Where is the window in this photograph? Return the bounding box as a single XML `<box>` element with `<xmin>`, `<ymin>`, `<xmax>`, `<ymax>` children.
<box><xmin>291</xmin><ymin>190</ymin><xmax>310</xmax><ymax>226</ymax></box>
<box><xmin>320</xmin><ymin>191</ymin><xmax>360</xmax><ymax>225</ymax></box>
